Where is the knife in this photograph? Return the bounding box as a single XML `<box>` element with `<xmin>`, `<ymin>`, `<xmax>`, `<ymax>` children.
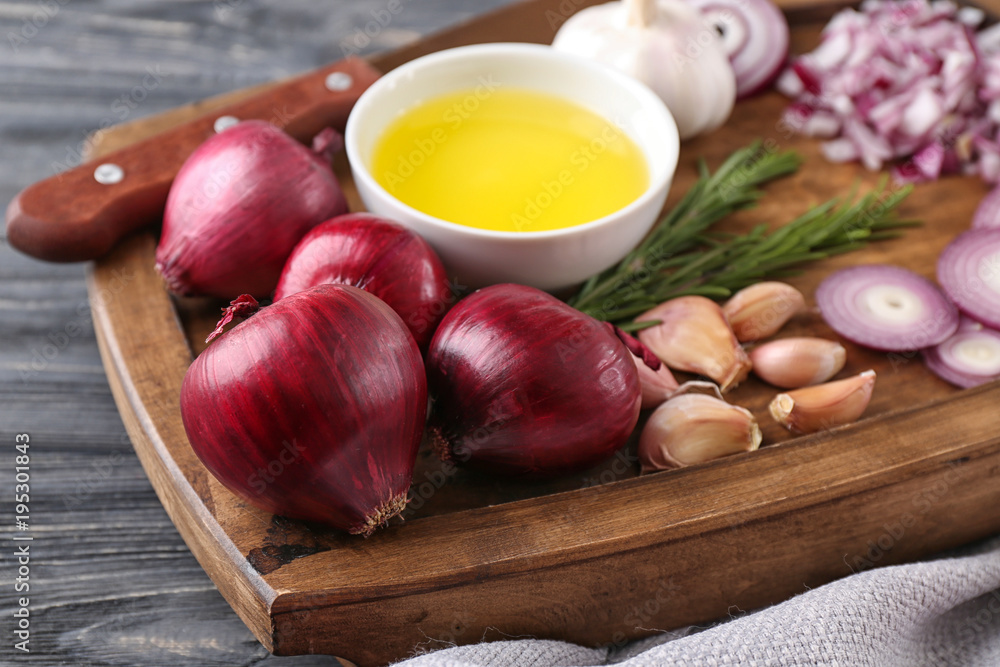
<box><xmin>5</xmin><ymin>56</ymin><xmax>382</xmax><ymax>263</ymax></box>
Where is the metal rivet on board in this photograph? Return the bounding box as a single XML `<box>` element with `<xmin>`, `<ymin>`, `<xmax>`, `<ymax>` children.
<box><xmin>214</xmin><ymin>115</ymin><xmax>240</xmax><ymax>133</ymax></box>
<box><xmin>325</xmin><ymin>72</ymin><xmax>353</xmax><ymax>92</ymax></box>
<box><xmin>93</xmin><ymin>163</ymin><xmax>124</xmax><ymax>185</ymax></box>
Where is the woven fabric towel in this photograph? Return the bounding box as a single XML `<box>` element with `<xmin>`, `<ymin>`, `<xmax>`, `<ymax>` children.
<box><xmin>394</xmin><ymin>536</ymin><xmax>1000</xmax><ymax>666</ymax></box>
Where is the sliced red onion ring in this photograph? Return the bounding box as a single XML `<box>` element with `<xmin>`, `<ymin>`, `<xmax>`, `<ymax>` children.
<box><xmin>972</xmin><ymin>186</ymin><xmax>1000</xmax><ymax>230</ymax></box>
<box><xmin>699</xmin><ymin>5</ymin><xmax>749</xmax><ymax>59</ymax></box>
<box><xmin>937</xmin><ymin>230</ymin><xmax>1000</xmax><ymax>329</ymax></box>
<box><xmin>684</xmin><ymin>0</ymin><xmax>789</xmax><ymax>99</ymax></box>
<box><xmin>958</xmin><ymin>315</ymin><xmax>986</xmax><ymax>332</ymax></box>
<box><xmin>922</xmin><ymin>325</ymin><xmax>1000</xmax><ymax>388</ymax></box>
<box><xmin>816</xmin><ymin>265</ymin><xmax>959</xmax><ymax>352</ymax></box>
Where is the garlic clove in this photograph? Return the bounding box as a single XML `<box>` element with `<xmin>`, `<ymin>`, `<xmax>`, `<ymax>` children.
<box><xmin>637</xmin><ymin>296</ymin><xmax>752</xmax><ymax>392</ymax></box>
<box><xmin>631</xmin><ymin>352</ymin><xmax>680</xmax><ymax>409</ymax></box>
<box><xmin>723</xmin><ymin>281</ymin><xmax>806</xmax><ymax>342</ymax></box>
<box><xmin>749</xmin><ymin>337</ymin><xmax>847</xmax><ymax>388</ymax></box>
<box><xmin>768</xmin><ymin>369</ymin><xmax>876</xmax><ymax>434</ymax></box>
<box><xmin>639</xmin><ymin>393</ymin><xmax>762</xmax><ymax>471</ymax></box>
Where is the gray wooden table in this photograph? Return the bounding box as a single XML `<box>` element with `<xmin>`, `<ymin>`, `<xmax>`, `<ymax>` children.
<box><xmin>0</xmin><ymin>2</ymin><xmax>515</xmax><ymax>664</ymax></box>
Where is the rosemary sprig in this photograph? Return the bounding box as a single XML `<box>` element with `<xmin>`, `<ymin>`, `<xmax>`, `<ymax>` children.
<box><xmin>569</xmin><ymin>142</ymin><xmax>802</xmax><ymax>314</ymax></box>
<box><xmin>568</xmin><ymin>144</ymin><xmax>918</xmax><ymax>330</ymax></box>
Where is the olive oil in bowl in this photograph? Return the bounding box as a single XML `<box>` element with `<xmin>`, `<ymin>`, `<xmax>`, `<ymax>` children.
<box><xmin>371</xmin><ymin>88</ymin><xmax>649</xmax><ymax>233</ymax></box>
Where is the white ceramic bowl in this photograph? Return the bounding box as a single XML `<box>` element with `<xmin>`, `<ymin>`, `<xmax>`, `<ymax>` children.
<box><xmin>345</xmin><ymin>42</ymin><xmax>679</xmax><ymax>292</ymax></box>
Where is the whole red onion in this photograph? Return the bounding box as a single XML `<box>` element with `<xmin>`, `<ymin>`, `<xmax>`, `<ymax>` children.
<box><xmin>426</xmin><ymin>284</ymin><xmax>641</xmax><ymax>477</ymax></box>
<box><xmin>180</xmin><ymin>284</ymin><xmax>426</xmax><ymax>536</ymax></box>
<box><xmin>156</xmin><ymin>120</ymin><xmax>348</xmax><ymax>299</ymax></box>
<box><xmin>275</xmin><ymin>213</ymin><xmax>452</xmax><ymax>351</ymax></box>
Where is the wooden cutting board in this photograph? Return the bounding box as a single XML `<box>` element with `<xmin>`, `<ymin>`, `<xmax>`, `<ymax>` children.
<box><xmin>85</xmin><ymin>0</ymin><xmax>1000</xmax><ymax>664</ymax></box>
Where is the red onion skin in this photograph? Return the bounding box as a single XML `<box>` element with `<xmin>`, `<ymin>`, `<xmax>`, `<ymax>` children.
<box><xmin>157</xmin><ymin>120</ymin><xmax>348</xmax><ymax>299</ymax></box>
<box><xmin>180</xmin><ymin>284</ymin><xmax>426</xmax><ymax>535</ymax></box>
<box><xmin>275</xmin><ymin>213</ymin><xmax>452</xmax><ymax>351</ymax></box>
<box><xmin>426</xmin><ymin>284</ymin><xmax>641</xmax><ymax>478</ymax></box>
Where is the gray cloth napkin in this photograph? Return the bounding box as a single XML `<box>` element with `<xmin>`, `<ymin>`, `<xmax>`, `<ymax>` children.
<box><xmin>393</xmin><ymin>536</ymin><xmax>1000</xmax><ymax>666</ymax></box>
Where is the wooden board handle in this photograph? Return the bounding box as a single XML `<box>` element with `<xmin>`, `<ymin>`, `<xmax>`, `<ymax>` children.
<box><xmin>5</xmin><ymin>56</ymin><xmax>382</xmax><ymax>263</ymax></box>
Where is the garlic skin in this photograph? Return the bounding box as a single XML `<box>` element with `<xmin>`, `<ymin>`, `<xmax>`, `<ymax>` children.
<box><xmin>723</xmin><ymin>281</ymin><xmax>806</xmax><ymax>342</ymax></box>
<box><xmin>631</xmin><ymin>352</ymin><xmax>680</xmax><ymax>409</ymax></box>
<box><xmin>637</xmin><ymin>296</ymin><xmax>752</xmax><ymax>392</ymax></box>
<box><xmin>551</xmin><ymin>0</ymin><xmax>736</xmax><ymax>140</ymax></box>
<box><xmin>749</xmin><ymin>337</ymin><xmax>847</xmax><ymax>389</ymax></box>
<box><xmin>769</xmin><ymin>370</ymin><xmax>876</xmax><ymax>434</ymax></box>
<box><xmin>640</xmin><ymin>393</ymin><xmax>761</xmax><ymax>471</ymax></box>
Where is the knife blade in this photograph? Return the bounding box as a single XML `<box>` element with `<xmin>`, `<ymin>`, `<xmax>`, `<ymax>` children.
<box><xmin>5</xmin><ymin>56</ymin><xmax>382</xmax><ymax>263</ymax></box>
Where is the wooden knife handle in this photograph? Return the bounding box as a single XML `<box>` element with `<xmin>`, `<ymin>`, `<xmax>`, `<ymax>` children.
<box><xmin>5</xmin><ymin>56</ymin><xmax>382</xmax><ymax>263</ymax></box>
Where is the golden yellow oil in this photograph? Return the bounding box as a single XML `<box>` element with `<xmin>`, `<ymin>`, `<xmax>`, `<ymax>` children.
<box><xmin>371</xmin><ymin>87</ymin><xmax>649</xmax><ymax>232</ymax></box>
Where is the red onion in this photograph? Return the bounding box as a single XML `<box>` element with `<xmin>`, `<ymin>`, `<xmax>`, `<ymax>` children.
<box><xmin>937</xmin><ymin>229</ymin><xmax>1000</xmax><ymax>329</ymax></box>
<box><xmin>180</xmin><ymin>284</ymin><xmax>426</xmax><ymax>536</ymax></box>
<box><xmin>777</xmin><ymin>0</ymin><xmax>1000</xmax><ymax>183</ymax></box>
<box><xmin>816</xmin><ymin>264</ymin><xmax>959</xmax><ymax>351</ymax></box>
<box><xmin>157</xmin><ymin>120</ymin><xmax>348</xmax><ymax>299</ymax></box>
<box><xmin>922</xmin><ymin>323</ymin><xmax>1000</xmax><ymax>388</ymax></box>
<box><xmin>972</xmin><ymin>186</ymin><xmax>1000</xmax><ymax>230</ymax></box>
<box><xmin>685</xmin><ymin>0</ymin><xmax>789</xmax><ymax>98</ymax></box>
<box><xmin>426</xmin><ymin>284</ymin><xmax>642</xmax><ymax>477</ymax></box>
<box><xmin>275</xmin><ymin>213</ymin><xmax>452</xmax><ymax>351</ymax></box>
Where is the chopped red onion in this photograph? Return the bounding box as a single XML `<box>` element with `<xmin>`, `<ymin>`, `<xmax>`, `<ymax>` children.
<box><xmin>922</xmin><ymin>325</ymin><xmax>1000</xmax><ymax>388</ymax></box>
<box><xmin>684</xmin><ymin>0</ymin><xmax>789</xmax><ymax>99</ymax></box>
<box><xmin>779</xmin><ymin>0</ymin><xmax>1000</xmax><ymax>184</ymax></box>
<box><xmin>816</xmin><ymin>264</ymin><xmax>959</xmax><ymax>352</ymax></box>
<box><xmin>936</xmin><ymin>229</ymin><xmax>1000</xmax><ymax>329</ymax></box>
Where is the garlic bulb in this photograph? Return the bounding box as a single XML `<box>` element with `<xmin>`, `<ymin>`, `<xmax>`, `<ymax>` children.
<box><xmin>552</xmin><ymin>0</ymin><xmax>736</xmax><ymax>139</ymax></box>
